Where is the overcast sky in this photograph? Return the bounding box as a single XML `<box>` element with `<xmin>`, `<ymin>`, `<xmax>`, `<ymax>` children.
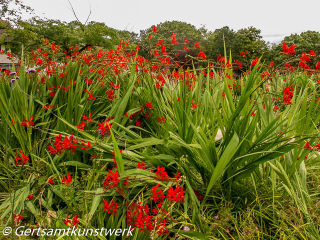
<box><xmin>21</xmin><ymin>0</ymin><xmax>320</xmax><ymax>43</ymax></box>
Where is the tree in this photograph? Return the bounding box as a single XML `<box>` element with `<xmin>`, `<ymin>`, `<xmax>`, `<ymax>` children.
<box><xmin>203</xmin><ymin>26</ymin><xmax>236</xmax><ymax>61</ymax></box>
<box><xmin>0</xmin><ymin>0</ymin><xmax>33</xmax><ymax>25</ymax></box>
<box><xmin>1</xmin><ymin>18</ymin><xmax>120</xmax><ymax>58</ymax></box>
<box><xmin>138</xmin><ymin>21</ymin><xmax>208</xmax><ymax>69</ymax></box>
<box><xmin>267</xmin><ymin>31</ymin><xmax>320</xmax><ymax>66</ymax></box>
<box><xmin>139</xmin><ymin>20</ymin><xmax>206</xmax><ymax>63</ymax></box>
<box><xmin>234</xmin><ymin>27</ymin><xmax>268</xmax><ymax>62</ymax></box>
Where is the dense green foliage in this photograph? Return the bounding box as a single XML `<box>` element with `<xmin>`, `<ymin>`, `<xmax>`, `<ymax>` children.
<box><xmin>0</xmin><ymin>38</ymin><xmax>320</xmax><ymax>239</ymax></box>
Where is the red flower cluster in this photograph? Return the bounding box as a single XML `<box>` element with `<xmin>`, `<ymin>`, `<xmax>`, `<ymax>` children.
<box><xmin>197</xmin><ymin>51</ymin><xmax>206</xmax><ymax>60</ymax></box>
<box><xmin>43</xmin><ymin>105</ymin><xmax>53</xmax><ymax>110</ymax></box>
<box><xmin>13</xmin><ymin>214</ymin><xmax>23</xmax><ymax>225</ymax></box>
<box><xmin>77</xmin><ymin>113</ymin><xmax>93</xmax><ymax>130</ymax></box>
<box><xmin>151</xmin><ymin>184</ymin><xmax>165</xmax><ymax>203</ymax></box>
<box><xmin>124</xmin><ymin>112</ymin><xmax>136</xmax><ymax>120</ymax></box>
<box><xmin>304</xmin><ymin>141</ymin><xmax>320</xmax><ymax>151</ymax></box>
<box><xmin>48</xmin><ymin>178</ymin><xmax>54</xmax><ymax>185</ymax></box>
<box><xmin>137</xmin><ymin>162</ymin><xmax>146</xmax><ymax>169</ymax></box>
<box><xmin>158</xmin><ymin>116</ymin><xmax>165</xmax><ymax>123</ymax></box>
<box><xmin>283</xmin><ymin>86</ymin><xmax>294</xmax><ymax>104</ymax></box>
<box><xmin>145</xmin><ymin>102</ymin><xmax>156</xmax><ymax>109</ymax></box>
<box><xmin>240</xmin><ymin>49</ymin><xmax>247</xmax><ymax>57</ymax></box>
<box><xmin>166</xmin><ymin>185</ymin><xmax>185</xmax><ymax>203</ymax></box>
<box><xmin>98</xmin><ymin>121</ymin><xmax>112</xmax><ymax>136</ymax></box>
<box><xmin>104</xmin><ymin>170</ymin><xmax>120</xmax><ymax>189</ymax></box>
<box><xmin>152</xmin><ymin>166</ymin><xmax>169</xmax><ymax>182</ymax></box>
<box><xmin>282</xmin><ymin>42</ymin><xmax>295</xmax><ymax>55</ymax></box>
<box><xmin>63</xmin><ymin>215</ymin><xmax>79</xmax><ymax>226</ymax></box>
<box><xmin>171</xmin><ymin>33</ymin><xmax>179</xmax><ymax>45</ymax></box>
<box><xmin>48</xmin><ymin>134</ymin><xmax>79</xmax><ymax>155</ymax></box>
<box><xmin>126</xmin><ymin>202</ymin><xmax>168</xmax><ymax>235</ymax></box>
<box><xmin>81</xmin><ymin>140</ymin><xmax>92</xmax><ymax>150</ymax></box>
<box><xmin>251</xmin><ymin>58</ymin><xmax>260</xmax><ymax>67</ymax></box>
<box><xmin>103</xmin><ymin>198</ymin><xmax>118</xmax><ymax>215</ymax></box>
<box><xmin>15</xmin><ymin>150</ymin><xmax>29</xmax><ymax>166</ymax></box>
<box><xmin>60</xmin><ymin>173</ymin><xmax>72</xmax><ymax>185</ymax></box>
<box><xmin>72</xmin><ymin>215</ymin><xmax>80</xmax><ymax>226</ymax></box>
<box><xmin>21</xmin><ymin>117</ymin><xmax>34</xmax><ymax>127</ymax></box>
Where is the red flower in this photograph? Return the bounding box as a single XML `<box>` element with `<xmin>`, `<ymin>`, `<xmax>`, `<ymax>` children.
<box><xmin>193</xmin><ymin>42</ymin><xmax>200</xmax><ymax>49</ymax></box>
<box><xmin>106</xmin><ymin>89</ymin><xmax>116</xmax><ymax>100</ymax></box>
<box><xmin>251</xmin><ymin>58</ymin><xmax>260</xmax><ymax>67</ymax></box>
<box><xmin>173</xmin><ymin>172</ymin><xmax>181</xmax><ymax>182</ymax></box>
<box><xmin>13</xmin><ymin>214</ymin><xmax>23</xmax><ymax>225</ymax></box>
<box><xmin>86</xmin><ymin>78</ymin><xmax>93</xmax><ymax>85</ymax></box>
<box><xmin>28</xmin><ymin>194</ymin><xmax>33</xmax><ymax>200</ymax></box>
<box><xmin>151</xmin><ymin>184</ymin><xmax>165</xmax><ymax>203</ymax></box>
<box><xmin>76</xmin><ymin>121</ymin><xmax>86</xmax><ymax>131</ymax></box>
<box><xmin>21</xmin><ymin>117</ymin><xmax>34</xmax><ymax>127</ymax></box>
<box><xmin>197</xmin><ymin>51</ymin><xmax>206</xmax><ymax>60</ymax></box>
<box><xmin>191</xmin><ymin>102</ymin><xmax>197</xmax><ymax>110</ymax></box>
<box><xmin>60</xmin><ymin>173</ymin><xmax>72</xmax><ymax>185</ymax></box>
<box><xmin>161</xmin><ymin>46</ymin><xmax>167</xmax><ymax>55</ymax></box>
<box><xmin>156</xmin><ymin>40</ymin><xmax>164</xmax><ymax>46</ymax></box>
<box><xmin>154</xmin><ymin>166</ymin><xmax>169</xmax><ymax>182</ymax></box>
<box><xmin>314</xmin><ymin>143</ymin><xmax>320</xmax><ymax>150</ymax></box>
<box><xmin>72</xmin><ymin>215</ymin><xmax>80</xmax><ymax>226</ymax></box>
<box><xmin>158</xmin><ymin>116</ymin><xmax>165</xmax><ymax>123</ymax></box>
<box><xmin>126</xmin><ymin>202</ymin><xmax>155</xmax><ymax>231</ymax></box>
<box><xmin>251</xmin><ymin>111</ymin><xmax>255</xmax><ymax>117</ymax></box>
<box><xmin>303</xmin><ymin>142</ymin><xmax>313</xmax><ymax>150</ymax></box>
<box><xmin>283</xmin><ymin>86</ymin><xmax>294</xmax><ymax>105</ymax></box>
<box><xmin>166</xmin><ymin>185</ymin><xmax>184</xmax><ymax>203</ymax></box>
<box><xmin>137</xmin><ymin>162</ymin><xmax>146</xmax><ymax>169</ymax></box>
<box><xmin>152</xmin><ymin>26</ymin><xmax>158</xmax><ymax>33</ymax></box>
<box><xmin>81</xmin><ymin>141</ymin><xmax>92</xmax><ymax>150</ymax></box>
<box><xmin>240</xmin><ymin>49</ymin><xmax>247</xmax><ymax>57</ymax></box>
<box><xmin>48</xmin><ymin>178</ymin><xmax>54</xmax><ymax>185</ymax></box>
<box><xmin>135</xmin><ymin>119</ymin><xmax>142</xmax><ymax>127</ymax></box>
<box><xmin>282</xmin><ymin>42</ymin><xmax>295</xmax><ymax>55</ymax></box>
<box><xmin>104</xmin><ymin>170</ymin><xmax>120</xmax><ymax>189</ymax></box>
<box><xmin>61</xmin><ymin>135</ymin><xmax>79</xmax><ymax>153</ymax></box>
<box><xmin>88</xmin><ymin>93</ymin><xmax>96</xmax><ymax>100</ymax></box>
<box><xmin>171</xmin><ymin>33</ymin><xmax>179</xmax><ymax>45</ymax></box>
<box><xmin>146</xmin><ymin>102</ymin><xmax>156</xmax><ymax>109</ymax></box>
<box><xmin>48</xmin><ymin>91</ymin><xmax>55</xmax><ymax>97</ymax></box>
<box><xmin>123</xmin><ymin>177</ymin><xmax>130</xmax><ymax>188</ymax></box>
<box><xmin>15</xmin><ymin>150</ymin><xmax>29</xmax><ymax>166</ymax></box>
<box><xmin>63</xmin><ymin>215</ymin><xmax>71</xmax><ymax>226</ymax></box>
<box><xmin>98</xmin><ymin>122</ymin><xmax>111</xmax><ymax>135</ymax></box>
<box><xmin>222</xmin><ymin>92</ymin><xmax>225</xmax><ymax>98</ymax></box>
<box><xmin>103</xmin><ymin>198</ymin><xmax>118</xmax><ymax>215</ymax></box>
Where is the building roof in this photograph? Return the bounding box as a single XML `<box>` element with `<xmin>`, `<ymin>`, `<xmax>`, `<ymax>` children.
<box><xmin>0</xmin><ymin>28</ymin><xmax>19</xmax><ymax>66</ymax></box>
<box><xmin>0</xmin><ymin>54</ymin><xmax>19</xmax><ymax>64</ymax></box>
